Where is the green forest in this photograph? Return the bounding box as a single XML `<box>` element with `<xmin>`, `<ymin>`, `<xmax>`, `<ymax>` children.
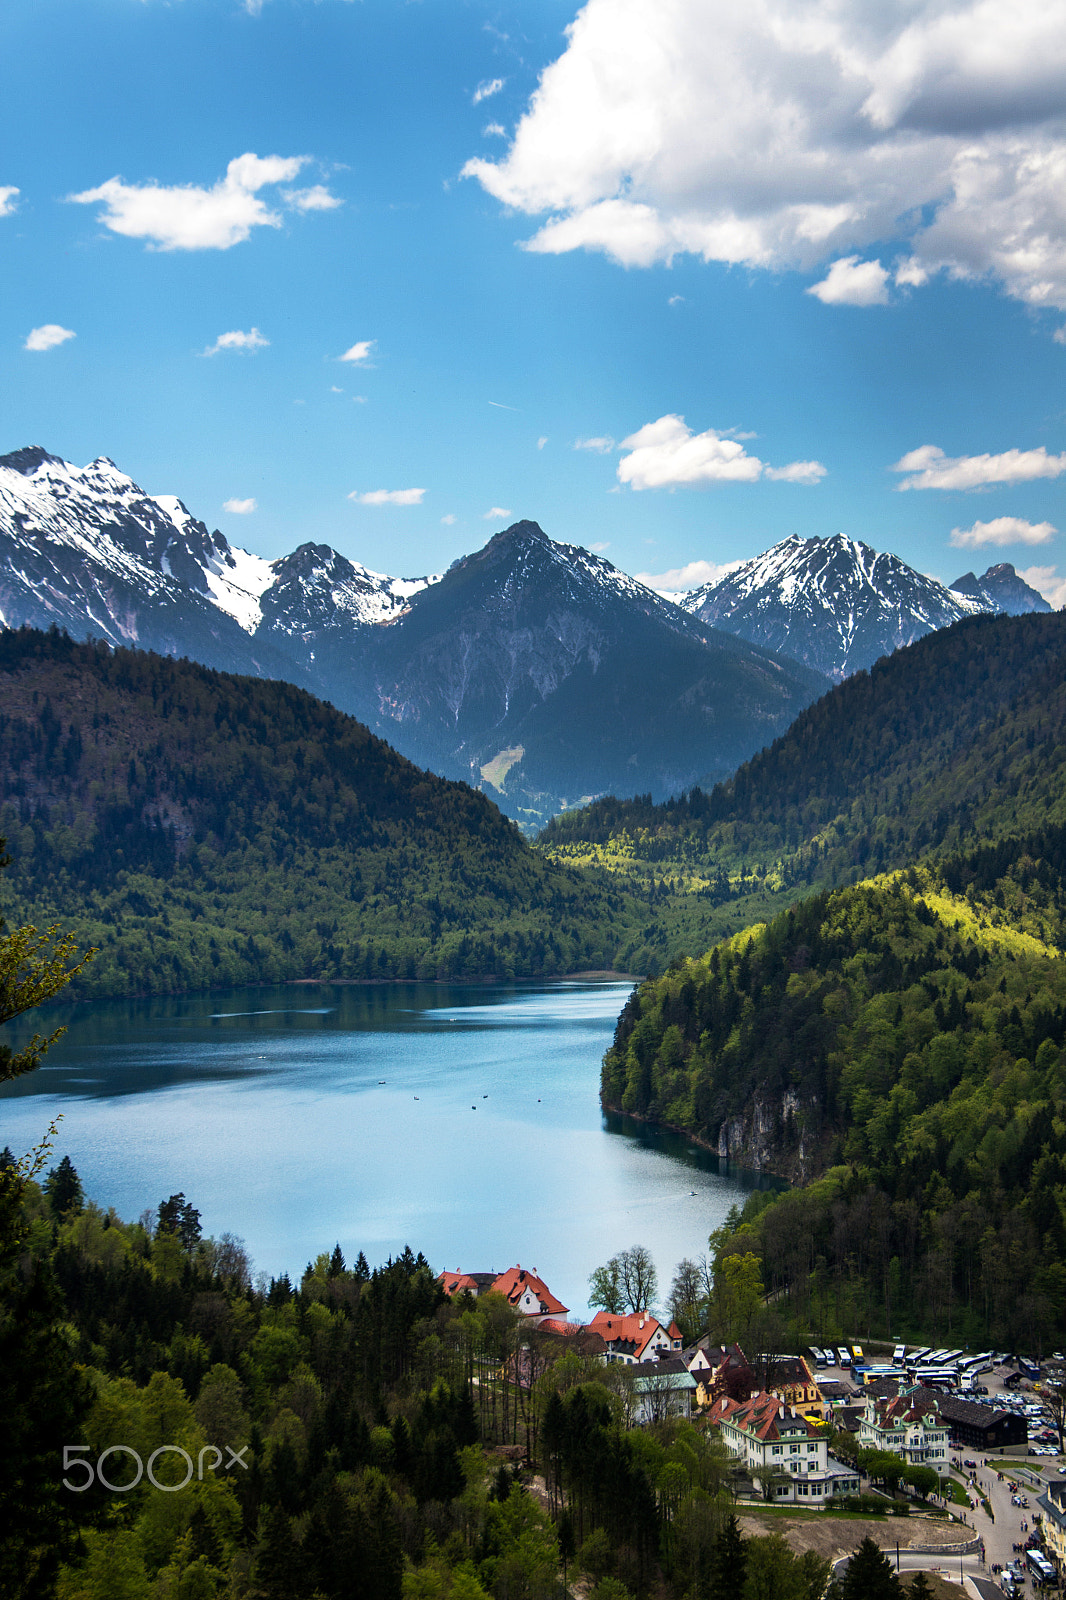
<box><xmin>542</xmin><ymin>611</ymin><xmax>1066</xmax><ymax>942</ymax></box>
<box><xmin>4</xmin><ymin>1155</ymin><xmax>858</xmax><ymax>1600</ymax></box>
<box><xmin>0</xmin><ymin>629</ymin><xmax>675</xmax><ymax>995</ymax></box>
<box><xmin>595</xmin><ymin>610</ymin><xmax>1066</xmax><ymax>1351</ymax></box>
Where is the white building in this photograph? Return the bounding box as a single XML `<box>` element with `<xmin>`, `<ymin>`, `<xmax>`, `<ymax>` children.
<box><xmin>859</xmin><ymin>1388</ymin><xmax>949</xmax><ymax>1475</ymax></box>
<box><xmin>708</xmin><ymin>1389</ymin><xmax>860</xmax><ymax>1503</ymax></box>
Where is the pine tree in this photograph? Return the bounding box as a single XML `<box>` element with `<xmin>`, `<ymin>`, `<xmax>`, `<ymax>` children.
<box><xmin>840</xmin><ymin>1536</ymin><xmax>903</xmax><ymax>1600</ymax></box>
<box><xmin>44</xmin><ymin>1155</ymin><xmax>84</xmax><ymax>1220</ymax></box>
<box><xmin>708</xmin><ymin>1512</ymin><xmax>748</xmax><ymax>1600</ymax></box>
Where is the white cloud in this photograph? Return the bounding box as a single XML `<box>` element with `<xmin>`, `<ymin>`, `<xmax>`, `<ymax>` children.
<box><xmin>589</xmin><ymin>541</ymin><xmax>610</xmax><ymax>552</ymax></box>
<box><xmin>330</xmin><ymin>385</ymin><xmax>343</xmax><ymax>393</ymax></box>
<box><xmin>203</xmin><ymin>327</ymin><xmax>269</xmax><ymax>356</ymax></box>
<box><xmin>441</xmin><ymin>513</ymin><xmax>457</xmax><ymax>525</ymax></box>
<box><xmin>283</xmin><ymin>184</ymin><xmax>342</xmax><ymax>212</ymax></box>
<box><xmin>69</xmin><ymin>153</ymin><xmax>314</xmax><ymax>251</ymax></box>
<box><xmin>1055</xmin><ymin>325</ymin><xmax>1066</xmax><ymax>344</ymax></box>
<box><xmin>0</xmin><ymin>186</ymin><xmax>19</xmax><ymax>217</ymax></box>
<box><xmin>950</xmin><ymin>515</ymin><xmax>1057</xmax><ymax>547</ymax></box>
<box><xmin>892</xmin><ymin>443</ymin><xmax>1066</xmax><ymax>489</ymax></box>
<box><xmin>574</xmin><ymin>435</ymin><xmax>616</xmax><ymax>453</ymax></box>
<box><xmin>473</xmin><ymin>78</ymin><xmax>505</xmax><ymax>105</ymax></box>
<box><xmin>483</xmin><ymin>123</ymin><xmax>507</xmax><ymax>138</ymax></box>
<box><xmin>24</xmin><ymin>324</ymin><xmax>75</xmax><ymax>352</ymax></box>
<box><xmin>537</xmin><ymin>436</ymin><xmax>548</xmax><ymax>449</ymax></box>
<box><xmin>617</xmin><ymin>414</ymin><xmax>826</xmax><ymax>490</ymax></box>
<box><xmin>637</xmin><ymin>557</ymin><xmax>744</xmax><ymax>591</ymax></box>
<box><xmin>223</xmin><ymin>497</ymin><xmax>257</xmax><ymax>515</ymax></box>
<box><xmin>339</xmin><ymin>339</ymin><xmax>375</xmax><ymax>364</ymax></box>
<box><xmin>668</xmin><ymin>294</ymin><xmax>685</xmax><ymax>306</ymax></box>
<box><xmin>348</xmin><ymin>488</ymin><xmax>425</xmax><ymax>506</ymax></box>
<box><xmin>807</xmin><ymin>255</ymin><xmax>890</xmax><ymax>306</ymax></box>
<box><xmin>484</xmin><ymin>506</ymin><xmax>513</xmax><ymax>519</ymax></box>
<box><xmin>462</xmin><ymin>0</ymin><xmax>1066</xmax><ymax>311</ymax></box>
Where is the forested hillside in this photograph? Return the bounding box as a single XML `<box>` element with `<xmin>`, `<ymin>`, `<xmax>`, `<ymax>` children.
<box><xmin>603</xmin><ymin>818</ymin><xmax>1066</xmax><ymax>1349</ymax></box>
<box><xmin>4</xmin><ymin>1168</ymin><xmax>835</xmax><ymax>1600</ymax></box>
<box><xmin>541</xmin><ymin>611</ymin><xmax>1066</xmax><ymax>944</ymax></box>
<box><xmin>0</xmin><ymin>630</ymin><xmax>653</xmax><ymax>997</ymax></box>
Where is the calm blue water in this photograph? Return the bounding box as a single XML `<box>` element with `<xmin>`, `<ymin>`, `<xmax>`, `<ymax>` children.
<box><xmin>0</xmin><ymin>980</ymin><xmax>766</xmax><ymax>1318</ymax></box>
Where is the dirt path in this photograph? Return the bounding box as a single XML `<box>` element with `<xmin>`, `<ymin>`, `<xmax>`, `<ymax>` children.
<box><xmin>737</xmin><ymin>1510</ymin><xmax>972</xmax><ymax>1565</ymax></box>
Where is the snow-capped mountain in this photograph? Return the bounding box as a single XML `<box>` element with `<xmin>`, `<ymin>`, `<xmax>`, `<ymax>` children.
<box><xmin>675</xmin><ymin>533</ymin><xmax>1006</xmax><ymax>680</ymax></box>
<box><xmin>950</xmin><ymin>562</ymin><xmax>1051</xmax><ymax>617</ymax></box>
<box><xmin>0</xmin><ymin>448</ymin><xmax>828</xmax><ymax>825</ymax></box>
<box><xmin>0</xmin><ymin>447</ymin><xmax>433</xmax><ymax>664</ymax></box>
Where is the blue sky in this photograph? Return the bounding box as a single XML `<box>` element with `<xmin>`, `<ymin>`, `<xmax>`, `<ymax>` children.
<box><xmin>4</xmin><ymin>0</ymin><xmax>1066</xmax><ymax>602</ymax></box>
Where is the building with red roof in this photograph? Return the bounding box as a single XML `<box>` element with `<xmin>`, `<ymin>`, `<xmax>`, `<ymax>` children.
<box><xmin>588</xmin><ymin>1310</ymin><xmax>683</xmax><ymax>1364</ymax></box>
<box><xmin>859</xmin><ymin>1388</ymin><xmax>949</xmax><ymax>1474</ymax></box>
<box><xmin>708</xmin><ymin>1389</ymin><xmax>859</xmax><ymax>1503</ymax></box>
<box><xmin>438</xmin><ymin>1264</ymin><xmax>568</xmax><ymax>1324</ymax></box>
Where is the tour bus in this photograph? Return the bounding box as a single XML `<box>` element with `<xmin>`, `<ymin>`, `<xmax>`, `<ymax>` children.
<box><xmin>809</xmin><ymin>1347</ymin><xmax>827</xmax><ymax>1367</ymax></box>
<box><xmin>914</xmin><ymin>1366</ymin><xmax>958</xmax><ymax>1390</ymax></box>
<box><xmin>837</xmin><ymin>1347</ymin><xmax>852</xmax><ymax>1367</ymax></box>
<box><xmin>1026</xmin><ymin>1550</ymin><xmax>1055</xmax><ymax>1585</ymax></box>
<box><xmin>851</xmin><ymin>1344</ymin><xmax>864</xmax><ymax>1362</ymax></box>
<box><xmin>941</xmin><ymin>1348</ymin><xmax>964</xmax><ymax>1366</ymax></box>
<box><xmin>928</xmin><ymin>1348</ymin><xmax>950</xmax><ymax>1364</ymax></box>
<box><xmin>863</xmin><ymin>1365</ymin><xmax>905</xmax><ymax>1385</ymax></box>
<box><xmin>910</xmin><ymin>1347</ymin><xmax>931</xmax><ymax>1363</ymax></box>
<box><xmin>893</xmin><ymin>1344</ymin><xmax>907</xmax><ymax>1362</ymax></box>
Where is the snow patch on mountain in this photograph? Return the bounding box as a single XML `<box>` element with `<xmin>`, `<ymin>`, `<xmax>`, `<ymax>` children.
<box><xmin>669</xmin><ymin>533</ymin><xmax>986</xmax><ymax>679</ymax></box>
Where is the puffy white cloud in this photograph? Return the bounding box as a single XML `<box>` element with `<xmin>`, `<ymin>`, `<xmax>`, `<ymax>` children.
<box><xmin>1018</xmin><ymin>565</ymin><xmax>1066</xmax><ymax>607</ymax></box>
<box><xmin>807</xmin><ymin>256</ymin><xmax>891</xmax><ymax>306</ymax></box>
<box><xmin>484</xmin><ymin>506</ymin><xmax>513</xmax><ymax>519</ymax></box>
<box><xmin>441</xmin><ymin>513</ymin><xmax>457</xmax><ymax>525</ymax></box>
<box><xmin>463</xmin><ymin>0</ymin><xmax>1066</xmax><ymax>310</ymax></box>
<box><xmin>483</xmin><ymin>123</ymin><xmax>507</xmax><ymax>138</ymax></box>
<box><xmin>617</xmin><ymin>414</ymin><xmax>826</xmax><ymax>490</ymax></box>
<box><xmin>223</xmin><ymin>497</ymin><xmax>257</xmax><ymax>514</ymax></box>
<box><xmin>339</xmin><ymin>339</ymin><xmax>375</xmax><ymax>364</ymax></box>
<box><xmin>203</xmin><ymin>327</ymin><xmax>269</xmax><ymax>356</ymax></box>
<box><xmin>24</xmin><ymin>324</ymin><xmax>75</xmax><ymax>352</ymax></box>
<box><xmin>0</xmin><ymin>186</ymin><xmax>19</xmax><ymax>217</ymax></box>
<box><xmin>349</xmin><ymin>488</ymin><xmax>425</xmax><ymax>506</ymax></box>
<box><xmin>537</xmin><ymin>436</ymin><xmax>548</xmax><ymax>449</ymax></box>
<box><xmin>473</xmin><ymin>78</ymin><xmax>505</xmax><ymax>104</ymax></box>
<box><xmin>283</xmin><ymin>184</ymin><xmax>342</xmax><ymax>212</ymax></box>
<box><xmin>637</xmin><ymin>557</ymin><xmax>743</xmax><ymax>591</ymax></box>
<box><xmin>893</xmin><ymin>443</ymin><xmax>1066</xmax><ymax>489</ymax></box>
<box><xmin>950</xmin><ymin>515</ymin><xmax>1057</xmax><ymax>546</ymax></box>
<box><xmin>574</xmin><ymin>435</ymin><xmax>616</xmax><ymax>453</ymax></box>
<box><xmin>69</xmin><ymin>153</ymin><xmax>312</xmax><ymax>251</ymax></box>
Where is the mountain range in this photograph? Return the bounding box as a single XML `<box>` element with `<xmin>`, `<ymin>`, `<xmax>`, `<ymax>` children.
<box><xmin>0</xmin><ymin>447</ymin><xmax>1051</xmax><ymax>823</ymax></box>
<box><xmin>673</xmin><ymin>531</ymin><xmax>1049</xmax><ymax>680</ymax></box>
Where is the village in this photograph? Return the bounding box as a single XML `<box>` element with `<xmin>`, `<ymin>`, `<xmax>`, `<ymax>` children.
<box><xmin>441</xmin><ymin>1263</ymin><xmax>1066</xmax><ymax>1591</ymax></box>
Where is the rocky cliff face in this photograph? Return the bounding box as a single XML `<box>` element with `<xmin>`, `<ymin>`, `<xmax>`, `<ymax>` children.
<box><xmin>715</xmin><ymin>1088</ymin><xmax>824</xmax><ymax>1184</ymax></box>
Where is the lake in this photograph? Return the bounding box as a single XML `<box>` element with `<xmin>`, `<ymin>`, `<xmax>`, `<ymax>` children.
<box><xmin>0</xmin><ymin>978</ymin><xmax>768</xmax><ymax>1318</ymax></box>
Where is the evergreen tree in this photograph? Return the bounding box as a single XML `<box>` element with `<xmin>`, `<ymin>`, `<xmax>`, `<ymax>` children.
<box><xmin>44</xmin><ymin>1155</ymin><xmax>84</xmax><ymax>1220</ymax></box>
<box><xmin>840</xmin><ymin>1537</ymin><xmax>903</xmax><ymax>1600</ymax></box>
<box><xmin>0</xmin><ymin>839</ymin><xmax>99</xmax><ymax>1599</ymax></box>
<box><xmin>708</xmin><ymin>1511</ymin><xmax>747</xmax><ymax>1600</ymax></box>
